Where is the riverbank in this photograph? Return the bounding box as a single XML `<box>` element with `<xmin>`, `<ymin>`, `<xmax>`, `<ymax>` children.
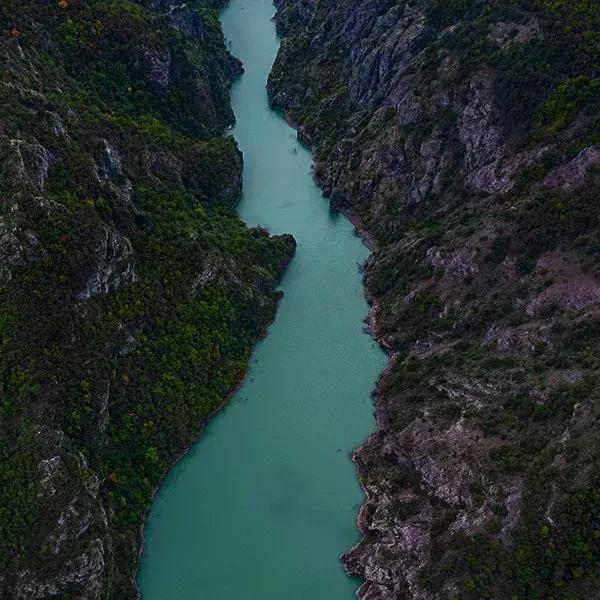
<box><xmin>133</xmin><ymin>234</ymin><xmax>295</xmax><ymax>594</ymax></box>
<box><xmin>276</xmin><ymin>105</ymin><xmax>399</xmax><ymax>591</ymax></box>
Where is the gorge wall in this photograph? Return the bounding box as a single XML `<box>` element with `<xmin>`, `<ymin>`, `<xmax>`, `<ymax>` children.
<box><xmin>268</xmin><ymin>0</ymin><xmax>600</xmax><ymax>598</ymax></box>
<box><xmin>0</xmin><ymin>1</ymin><xmax>294</xmax><ymax>597</ymax></box>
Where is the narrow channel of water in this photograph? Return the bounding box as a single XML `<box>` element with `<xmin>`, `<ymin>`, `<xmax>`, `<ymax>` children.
<box><xmin>137</xmin><ymin>1</ymin><xmax>386</xmax><ymax>597</ymax></box>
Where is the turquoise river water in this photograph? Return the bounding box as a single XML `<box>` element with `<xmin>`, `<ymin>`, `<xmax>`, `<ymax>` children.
<box><xmin>137</xmin><ymin>0</ymin><xmax>386</xmax><ymax>597</ymax></box>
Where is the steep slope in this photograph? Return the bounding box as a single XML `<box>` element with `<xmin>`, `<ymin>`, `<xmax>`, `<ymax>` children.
<box><xmin>269</xmin><ymin>1</ymin><xmax>600</xmax><ymax>598</ymax></box>
<box><xmin>0</xmin><ymin>1</ymin><xmax>294</xmax><ymax>597</ymax></box>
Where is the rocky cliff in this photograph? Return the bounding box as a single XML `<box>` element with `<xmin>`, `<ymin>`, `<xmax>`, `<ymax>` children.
<box><xmin>0</xmin><ymin>1</ymin><xmax>294</xmax><ymax>598</ymax></box>
<box><xmin>269</xmin><ymin>0</ymin><xmax>600</xmax><ymax>598</ymax></box>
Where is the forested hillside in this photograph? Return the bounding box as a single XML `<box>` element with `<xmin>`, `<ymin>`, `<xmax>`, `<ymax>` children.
<box><xmin>269</xmin><ymin>0</ymin><xmax>600</xmax><ymax>598</ymax></box>
<box><xmin>0</xmin><ymin>1</ymin><xmax>294</xmax><ymax>597</ymax></box>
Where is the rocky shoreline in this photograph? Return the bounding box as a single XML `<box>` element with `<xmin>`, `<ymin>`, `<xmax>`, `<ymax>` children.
<box><xmin>280</xmin><ymin>93</ymin><xmax>400</xmax><ymax>593</ymax></box>
<box><xmin>278</xmin><ymin>99</ymin><xmax>402</xmax><ymax>598</ymax></box>
<box><xmin>268</xmin><ymin>0</ymin><xmax>600</xmax><ymax>598</ymax></box>
<box><xmin>276</xmin><ymin>105</ymin><xmax>403</xmax><ymax>600</ymax></box>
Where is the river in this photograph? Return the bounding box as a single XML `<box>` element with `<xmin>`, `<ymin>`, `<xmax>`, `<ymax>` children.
<box><xmin>137</xmin><ymin>0</ymin><xmax>386</xmax><ymax>597</ymax></box>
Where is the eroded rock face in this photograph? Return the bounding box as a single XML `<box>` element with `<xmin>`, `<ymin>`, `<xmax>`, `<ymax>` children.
<box><xmin>191</xmin><ymin>254</ymin><xmax>241</xmax><ymax>294</ymax></box>
<box><xmin>488</xmin><ymin>20</ymin><xmax>539</xmax><ymax>49</ymax></box>
<box><xmin>169</xmin><ymin>5</ymin><xmax>207</xmax><ymax>39</ymax></box>
<box><xmin>6</xmin><ymin>138</ymin><xmax>50</xmax><ymax>194</ymax></box>
<box><xmin>4</xmin><ymin>428</ymin><xmax>111</xmax><ymax>600</ymax></box>
<box><xmin>77</xmin><ymin>225</ymin><xmax>138</xmax><ymax>301</ymax></box>
<box><xmin>345</xmin><ymin>408</ymin><xmax>526</xmax><ymax>600</ymax></box>
<box><xmin>458</xmin><ymin>70</ymin><xmax>503</xmax><ymax>173</ymax></box>
<box><xmin>141</xmin><ymin>48</ymin><xmax>172</xmax><ymax>88</ymax></box>
<box><xmin>344</xmin><ymin>5</ymin><xmax>427</xmax><ymax>107</ymax></box>
<box><xmin>0</xmin><ymin>135</ymin><xmax>56</xmax><ymax>280</ymax></box>
<box><xmin>95</xmin><ymin>140</ymin><xmax>124</xmax><ymax>183</ymax></box>
<box><xmin>16</xmin><ymin>539</ymin><xmax>105</xmax><ymax>600</ymax></box>
<box><xmin>543</xmin><ymin>146</ymin><xmax>600</xmax><ymax>191</ymax></box>
<box><xmin>0</xmin><ymin>218</ymin><xmax>39</xmax><ymax>269</ymax></box>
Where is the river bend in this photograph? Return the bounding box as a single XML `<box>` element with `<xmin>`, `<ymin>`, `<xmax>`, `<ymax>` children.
<box><xmin>138</xmin><ymin>1</ymin><xmax>386</xmax><ymax>597</ymax></box>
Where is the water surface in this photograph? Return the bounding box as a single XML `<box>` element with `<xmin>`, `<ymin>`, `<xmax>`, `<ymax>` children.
<box><xmin>138</xmin><ymin>1</ymin><xmax>386</xmax><ymax>597</ymax></box>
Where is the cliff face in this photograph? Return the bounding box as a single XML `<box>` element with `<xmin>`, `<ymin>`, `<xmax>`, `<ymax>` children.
<box><xmin>0</xmin><ymin>1</ymin><xmax>294</xmax><ymax>598</ymax></box>
<box><xmin>269</xmin><ymin>1</ymin><xmax>600</xmax><ymax>598</ymax></box>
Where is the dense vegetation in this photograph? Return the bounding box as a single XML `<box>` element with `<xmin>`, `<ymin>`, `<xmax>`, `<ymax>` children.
<box><xmin>0</xmin><ymin>0</ymin><xmax>294</xmax><ymax>597</ymax></box>
<box><xmin>269</xmin><ymin>0</ymin><xmax>599</xmax><ymax>598</ymax></box>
